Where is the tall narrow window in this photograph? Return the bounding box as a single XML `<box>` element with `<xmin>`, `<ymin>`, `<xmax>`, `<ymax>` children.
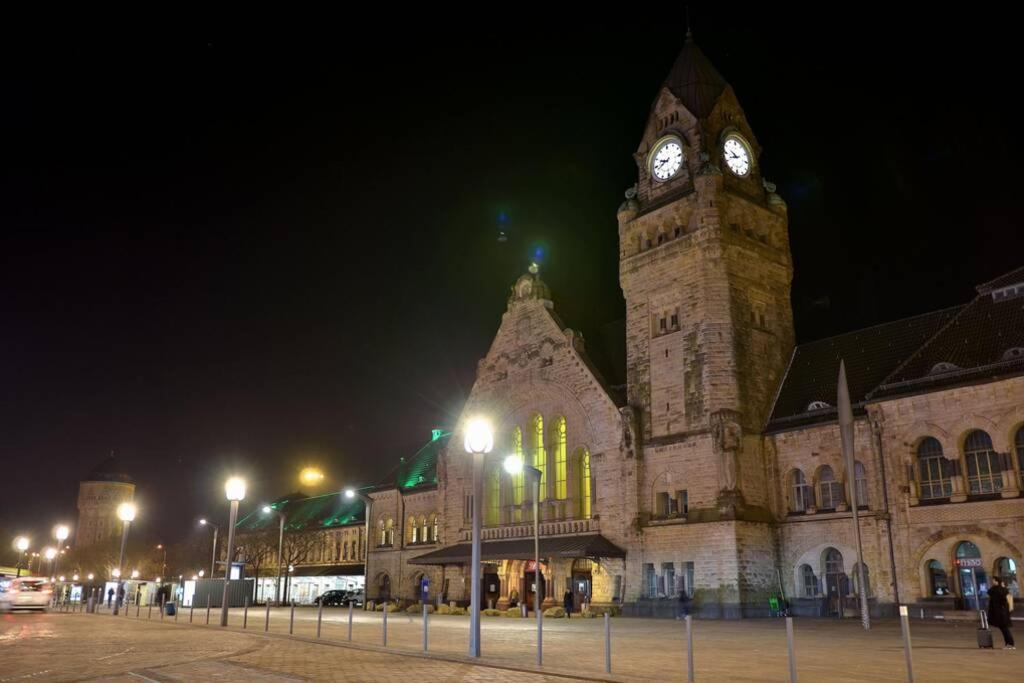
<box><xmin>917</xmin><ymin>437</ymin><xmax>952</xmax><ymax>499</ymax></box>
<box><xmin>554</xmin><ymin>417</ymin><xmax>567</xmax><ymax>500</ymax></box>
<box><xmin>408</xmin><ymin>516</ymin><xmax>418</xmax><ymax>544</ymax></box>
<box><xmin>964</xmin><ymin>430</ymin><xmax>1002</xmax><ymax>494</ymax></box>
<box><xmin>378</xmin><ymin>519</ymin><xmax>386</xmax><ymax>547</ymax></box>
<box><xmin>1015</xmin><ymin>427</ymin><xmax>1024</xmax><ymax>490</ymax></box>
<box><xmin>430</xmin><ymin>514</ymin><xmax>439</xmax><ymax>543</ymax></box>
<box><xmin>385</xmin><ymin>519</ymin><xmax>395</xmax><ymax>546</ymax></box>
<box><xmin>486</xmin><ymin>465</ymin><xmax>501</xmax><ymax>526</ymax></box>
<box><xmin>854</xmin><ymin>461</ymin><xmax>869</xmax><ymax>508</ymax></box>
<box><xmin>420</xmin><ymin>516</ymin><xmax>428</xmax><ymax>543</ymax></box>
<box><xmin>644</xmin><ymin>563</ymin><xmax>656</xmax><ymax>598</ymax></box>
<box><xmin>817</xmin><ymin>466</ymin><xmax>842</xmax><ymax>510</ymax></box>
<box><xmin>577</xmin><ymin>447</ymin><xmax>592</xmax><ymax>518</ymax></box>
<box><xmin>512</xmin><ymin>427</ymin><xmax>524</xmax><ymax>520</ymax></box>
<box><xmin>791</xmin><ymin>469</ymin><xmax>812</xmax><ymax>512</ymax></box>
<box><xmin>801</xmin><ymin>564</ymin><xmax>817</xmax><ymax>598</ymax></box>
<box><xmin>531</xmin><ymin>414</ymin><xmax>547</xmax><ymax>500</ymax></box>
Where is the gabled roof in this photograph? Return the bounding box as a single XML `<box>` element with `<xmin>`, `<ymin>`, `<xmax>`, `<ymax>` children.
<box><xmin>235</xmin><ymin>491</ymin><xmax>365</xmax><ymax>533</ymax></box>
<box><xmin>767</xmin><ymin>267</ymin><xmax>1024</xmax><ymax>431</ymax></box>
<box><xmin>376</xmin><ymin>430</ymin><xmax>450</xmax><ymax>492</ymax></box>
<box><xmin>662</xmin><ymin>35</ymin><xmax>729</xmax><ymax>119</ymax></box>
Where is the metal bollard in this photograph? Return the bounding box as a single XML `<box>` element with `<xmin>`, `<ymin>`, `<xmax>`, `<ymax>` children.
<box><xmin>686</xmin><ymin>614</ymin><xmax>694</xmax><ymax>683</ymax></box>
<box><xmin>160</xmin><ymin>596</ymin><xmax>165</xmax><ymax>621</ymax></box>
<box><xmin>265</xmin><ymin>600</ymin><xmax>271</xmax><ymax>632</ymax></box>
<box><xmin>383</xmin><ymin>603</ymin><xmax>388</xmax><ymax>647</ymax></box>
<box><xmin>348</xmin><ymin>601</ymin><xmax>353</xmax><ymax>641</ymax></box>
<box><xmin>423</xmin><ymin>603</ymin><xmax>429</xmax><ymax>652</ymax></box>
<box><xmin>538</xmin><ymin>607</ymin><xmax>543</xmax><ymax>666</ymax></box>
<box><xmin>317</xmin><ymin>600</ymin><xmax>323</xmax><ymax>639</ymax></box>
<box><xmin>786</xmin><ymin>616</ymin><xmax>797</xmax><ymax>683</ymax></box>
<box><xmin>206</xmin><ymin>595</ymin><xmax>211</xmax><ymax>625</ymax></box>
<box><xmin>190</xmin><ymin>598</ymin><xmax>195</xmax><ymax>623</ymax></box>
<box><xmin>899</xmin><ymin>606</ymin><xmax>915</xmax><ymax>683</ymax></box>
<box><xmin>139</xmin><ymin>599</ymin><xmax>143</xmax><ymax>618</ymax></box>
<box><xmin>243</xmin><ymin>596</ymin><xmax>249</xmax><ymax>629</ymax></box>
<box><xmin>604</xmin><ymin>613</ymin><xmax>611</xmax><ymax>673</ymax></box>
<box><xmin>145</xmin><ymin>599</ymin><xmax>149</xmax><ymax>619</ymax></box>
<box><xmin>289</xmin><ymin>601</ymin><xmax>295</xmax><ymax>635</ymax></box>
<box><xmin>175</xmin><ymin>598</ymin><xmax>179</xmax><ymax>622</ymax></box>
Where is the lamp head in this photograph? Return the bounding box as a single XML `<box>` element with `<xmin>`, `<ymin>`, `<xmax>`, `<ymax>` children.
<box><xmin>198</xmin><ymin>569</ymin><xmax>205</xmax><ymax>577</ymax></box>
<box><xmin>44</xmin><ymin>547</ymin><xmax>57</xmax><ymax>560</ymax></box>
<box><xmin>15</xmin><ymin>536</ymin><xmax>29</xmax><ymax>552</ymax></box>
<box><xmin>87</xmin><ymin>573</ymin><xmax>94</xmax><ymax>580</ymax></box>
<box><xmin>117</xmin><ymin>502</ymin><xmax>137</xmax><ymax>522</ymax></box>
<box><xmin>464</xmin><ymin>417</ymin><xmax>494</xmax><ymax>455</ymax></box>
<box><xmin>503</xmin><ymin>454</ymin><xmax>524</xmax><ymax>475</ymax></box>
<box><xmin>225</xmin><ymin>476</ymin><xmax>247</xmax><ymax>501</ymax></box>
<box><xmin>262</xmin><ymin>505</ymin><xmax>272</xmax><ymax>514</ymax></box>
<box><xmin>112</xmin><ymin>568</ymin><xmax>121</xmax><ymax>578</ymax></box>
<box><xmin>54</xmin><ymin>525</ymin><xmax>70</xmax><ymax>541</ymax></box>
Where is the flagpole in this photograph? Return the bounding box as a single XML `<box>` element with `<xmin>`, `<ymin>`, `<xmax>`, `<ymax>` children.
<box><xmin>838</xmin><ymin>359</ymin><xmax>870</xmax><ymax>630</ymax></box>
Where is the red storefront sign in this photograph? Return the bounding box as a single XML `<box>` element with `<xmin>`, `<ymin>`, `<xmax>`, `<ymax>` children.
<box><xmin>954</xmin><ymin>558</ymin><xmax>983</xmax><ymax>567</ymax></box>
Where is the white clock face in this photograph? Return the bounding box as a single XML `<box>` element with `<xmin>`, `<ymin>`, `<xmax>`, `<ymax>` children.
<box><xmin>651</xmin><ymin>139</ymin><xmax>684</xmax><ymax>181</ymax></box>
<box><xmin>723</xmin><ymin>136</ymin><xmax>751</xmax><ymax>176</ymax></box>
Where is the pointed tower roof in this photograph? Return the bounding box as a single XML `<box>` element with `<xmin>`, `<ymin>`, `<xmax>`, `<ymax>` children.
<box><xmin>662</xmin><ymin>34</ymin><xmax>728</xmax><ymax>119</ymax></box>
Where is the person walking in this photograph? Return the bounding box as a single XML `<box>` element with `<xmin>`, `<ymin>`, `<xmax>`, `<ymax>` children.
<box><xmin>107</xmin><ymin>587</ymin><xmax>114</xmax><ymax>608</ymax></box>
<box><xmin>563</xmin><ymin>589</ymin><xmax>574</xmax><ymax>619</ymax></box>
<box><xmin>987</xmin><ymin>577</ymin><xmax>1016</xmax><ymax>649</ymax></box>
<box><xmin>676</xmin><ymin>589</ymin><xmax>691</xmax><ymax>620</ymax></box>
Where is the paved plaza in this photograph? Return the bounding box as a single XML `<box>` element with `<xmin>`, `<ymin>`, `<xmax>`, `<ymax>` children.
<box><xmin>0</xmin><ymin>606</ymin><xmax>1019</xmax><ymax>681</ymax></box>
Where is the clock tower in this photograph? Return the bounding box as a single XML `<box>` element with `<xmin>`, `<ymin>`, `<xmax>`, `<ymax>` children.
<box><xmin>618</xmin><ymin>34</ymin><xmax>794</xmax><ymax>514</ymax></box>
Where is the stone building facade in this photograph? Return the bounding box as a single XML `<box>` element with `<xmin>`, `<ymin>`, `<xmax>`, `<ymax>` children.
<box><xmin>75</xmin><ymin>456</ymin><xmax>135</xmax><ymax>548</ymax></box>
<box><xmin>361</xmin><ymin>37</ymin><xmax>1023</xmax><ymax>618</ymax></box>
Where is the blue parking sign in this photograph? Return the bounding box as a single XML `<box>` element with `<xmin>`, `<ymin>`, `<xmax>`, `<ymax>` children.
<box><xmin>421</xmin><ymin>577</ymin><xmax>429</xmax><ymax>594</ymax></box>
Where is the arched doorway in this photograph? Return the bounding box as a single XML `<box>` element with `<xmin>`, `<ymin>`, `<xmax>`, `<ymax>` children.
<box><xmin>823</xmin><ymin>548</ymin><xmax>845</xmax><ymax>616</ymax></box>
<box><xmin>572</xmin><ymin>558</ymin><xmax>594</xmax><ymax>612</ymax></box>
<box><xmin>955</xmin><ymin>541</ymin><xmax>987</xmax><ymax>610</ymax></box>
<box><xmin>378</xmin><ymin>573</ymin><xmax>391</xmax><ymax>601</ymax></box>
<box><xmin>522</xmin><ymin>560</ymin><xmax>545</xmax><ymax>612</ymax></box>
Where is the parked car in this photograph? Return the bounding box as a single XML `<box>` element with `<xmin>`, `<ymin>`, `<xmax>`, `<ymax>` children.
<box><xmin>313</xmin><ymin>590</ymin><xmax>350</xmax><ymax>606</ymax></box>
<box><xmin>0</xmin><ymin>577</ymin><xmax>52</xmax><ymax>612</ymax></box>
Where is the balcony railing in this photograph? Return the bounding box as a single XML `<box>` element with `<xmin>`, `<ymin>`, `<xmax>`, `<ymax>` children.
<box><xmin>459</xmin><ymin>517</ymin><xmax>598</xmax><ymax>543</ymax></box>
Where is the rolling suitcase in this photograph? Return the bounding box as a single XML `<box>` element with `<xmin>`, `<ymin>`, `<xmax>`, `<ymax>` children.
<box><xmin>977</xmin><ymin>609</ymin><xmax>994</xmax><ymax>648</ymax></box>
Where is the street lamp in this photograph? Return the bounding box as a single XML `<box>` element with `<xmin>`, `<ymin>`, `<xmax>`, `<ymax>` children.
<box><xmin>199</xmin><ymin>518</ymin><xmax>220</xmax><ymax>579</ymax></box>
<box><xmin>14</xmin><ymin>537</ymin><xmax>29</xmax><ymax>578</ymax></box>
<box><xmin>261</xmin><ymin>504</ymin><xmax>288</xmax><ymax>606</ymax></box>
<box><xmin>113</xmin><ymin>501</ymin><xmax>137</xmax><ymax>615</ymax></box>
<box><xmin>44</xmin><ymin>547</ymin><xmax>57</xmax><ymax>578</ymax></box>
<box><xmin>87</xmin><ymin>573</ymin><xmax>94</xmax><ymax>581</ymax></box>
<box><xmin>156</xmin><ymin>544</ymin><xmax>167</xmax><ymax>578</ymax></box>
<box><xmin>221</xmin><ymin>476</ymin><xmax>246</xmax><ymax>627</ymax></box>
<box><xmin>53</xmin><ymin>525</ymin><xmax>69</xmax><ymax>587</ymax></box>
<box><xmin>464</xmin><ymin>416</ymin><xmax>493</xmax><ymax>658</ymax></box>
<box><xmin>344</xmin><ymin>488</ymin><xmax>373</xmax><ymax>609</ymax></box>
<box><xmin>504</xmin><ymin>453</ymin><xmax>544</xmax><ymax>665</ymax></box>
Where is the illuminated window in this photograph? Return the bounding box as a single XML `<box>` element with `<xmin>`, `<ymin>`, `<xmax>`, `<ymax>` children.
<box><xmin>430</xmin><ymin>514</ymin><xmax>439</xmax><ymax>543</ymax></box>
<box><xmin>385</xmin><ymin>518</ymin><xmax>395</xmax><ymax>546</ymax></box>
<box><xmin>378</xmin><ymin>519</ymin><xmax>386</xmax><ymax>547</ymax></box>
<box><xmin>512</xmin><ymin>427</ymin><xmax>524</xmax><ymax>519</ymax></box>
<box><xmin>420</xmin><ymin>516</ymin><xmax>428</xmax><ymax>544</ymax></box>
<box><xmin>554</xmin><ymin>417</ymin><xmax>567</xmax><ymax>500</ymax></box>
<box><xmin>918</xmin><ymin>437</ymin><xmax>951</xmax><ymax>499</ymax></box>
<box><xmin>486</xmin><ymin>465</ymin><xmax>501</xmax><ymax>526</ymax></box>
<box><xmin>408</xmin><ymin>516</ymin><xmax>418</xmax><ymax>544</ymax></box>
<box><xmin>964</xmin><ymin>430</ymin><xmax>1002</xmax><ymax>494</ymax></box>
<box><xmin>577</xmin><ymin>447</ymin><xmax>591</xmax><ymax>518</ymax></box>
<box><xmin>531</xmin><ymin>414</ymin><xmax>547</xmax><ymax>500</ymax></box>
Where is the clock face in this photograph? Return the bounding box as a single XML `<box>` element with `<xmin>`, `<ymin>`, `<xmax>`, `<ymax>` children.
<box><xmin>723</xmin><ymin>136</ymin><xmax>751</xmax><ymax>176</ymax></box>
<box><xmin>650</xmin><ymin>138</ymin><xmax>684</xmax><ymax>181</ymax></box>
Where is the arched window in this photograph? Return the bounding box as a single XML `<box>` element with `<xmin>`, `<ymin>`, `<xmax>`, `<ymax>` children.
<box><xmin>408</xmin><ymin>516</ymin><xmax>418</xmax><ymax>544</ymax></box>
<box><xmin>378</xmin><ymin>519</ymin><xmax>386</xmax><ymax>547</ymax></box>
<box><xmin>817</xmin><ymin>466</ymin><xmax>843</xmax><ymax>510</ymax></box>
<box><xmin>420</xmin><ymin>516</ymin><xmax>428</xmax><ymax>544</ymax></box>
<box><xmin>854</xmin><ymin>461</ymin><xmax>869</xmax><ymax>508</ymax></box>
<box><xmin>511</xmin><ymin>427</ymin><xmax>524</xmax><ymax>519</ymax></box>
<box><xmin>430</xmin><ymin>514</ymin><xmax>439</xmax><ymax>543</ymax></box>
<box><xmin>554</xmin><ymin>417</ymin><xmax>567</xmax><ymax>500</ymax></box>
<box><xmin>800</xmin><ymin>564</ymin><xmax>817</xmax><ymax>598</ymax></box>
<box><xmin>531</xmin><ymin>414</ymin><xmax>547</xmax><ymax>500</ymax></box>
<box><xmin>790</xmin><ymin>469</ymin><xmax>812</xmax><ymax>512</ymax></box>
<box><xmin>385</xmin><ymin>518</ymin><xmax>395</xmax><ymax>546</ymax></box>
<box><xmin>927</xmin><ymin>560</ymin><xmax>949</xmax><ymax>596</ymax></box>
<box><xmin>994</xmin><ymin>557</ymin><xmax>1019</xmax><ymax>597</ymax></box>
<box><xmin>577</xmin><ymin>447</ymin><xmax>591</xmax><ymax>518</ymax></box>
<box><xmin>964</xmin><ymin>430</ymin><xmax>1001</xmax><ymax>494</ymax></box>
<box><xmin>378</xmin><ymin>574</ymin><xmax>391</xmax><ymax>600</ymax></box>
<box><xmin>917</xmin><ymin>437</ymin><xmax>952</xmax><ymax>499</ymax></box>
<box><xmin>1015</xmin><ymin>427</ymin><xmax>1024</xmax><ymax>490</ymax></box>
<box><xmin>852</xmin><ymin>562</ymin><xmax>871</xmax><ymax>597</ymax></box>
<box><xmin>486</xmin><ymin>465</ymin><xmax>501</xmax><ymax>526</ymax></box>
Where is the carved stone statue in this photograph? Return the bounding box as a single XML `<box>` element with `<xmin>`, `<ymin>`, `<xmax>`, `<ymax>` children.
<box><xmin>711</xmin><ymin>411</ymin><xmax>741</xmax><ymax>491</ymax></box>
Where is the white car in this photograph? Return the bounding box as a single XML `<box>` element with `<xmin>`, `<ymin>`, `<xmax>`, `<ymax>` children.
<box><xmin>0</xmin><ymin>577</ymin><xmax>52</xmax><ymax>612</ymax></box>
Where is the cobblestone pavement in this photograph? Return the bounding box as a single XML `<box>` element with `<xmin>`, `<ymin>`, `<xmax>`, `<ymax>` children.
<box><xmin>3</xmin><ymin>606</ymin><xmax>1020</xmax><ymax>681</ymax></box>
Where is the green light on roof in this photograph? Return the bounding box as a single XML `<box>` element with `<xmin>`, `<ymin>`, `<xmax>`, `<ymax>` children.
<box><xmin>432</xmin><ymin>429</ymin><xmax>443</xmax><ymax>441</ymax></box>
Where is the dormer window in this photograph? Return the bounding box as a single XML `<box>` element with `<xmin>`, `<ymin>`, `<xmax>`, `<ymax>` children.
<box><xmin>806</xmin><ymin>401</ymin><xmax>831</xmax><ymax>411</ymax></box>
<box><xmin>991</xmin><ymin>283</ymin><xmax>1024</xmax><ymax>302</ymax></box>
<box><xmin>1002</xmin><ymin>347</ymin><xmax>1024</xmax><ymax>361</ymax></box>
<box><xmin>929</xmin><ymin>362</ymin><xmax>960</xmax><ymax>375</ymax></box>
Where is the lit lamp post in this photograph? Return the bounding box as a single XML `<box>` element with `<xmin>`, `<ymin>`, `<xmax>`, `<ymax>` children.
<box><xmin>261</xmin><ymin>505</ymin><xmax>288</xmax><ymax>606</ymax></box>
<box><xmin>53</xmin><ymin>526</ymin><xmax>69</xmax><ymax>585</ymax></box>
<box><xmin>221</xmin><ymin>476</ymin><xmax>246</xmax><ymax>627</ymax></box>
<box><xmin>199</xmin><ymin>519</ymin><xmax>220</xmax><ymax>579</ymax></box>
<box><xmin>44</xmin><ymin>547</ymin><xmax>57</xmax><ymax>579</ymax></box>
<box><xmin>343</xmin><ymin>488</ymin><xmax>373</xmax><ymax>609</ymax></box>
<box><xmin>113</xmin><ymin>501</ymin><xmax>137</xmax><ymax>615</ymax></box>
<box><xmin>156</xmin><ymin>544</ymin><xmax>167</xmax><ymax>579</ymax></box>
<box><xmin>504</xmin><ymin>454</ymin><xmax>543</xmax><ymax>665</ymax></box>
<box><xmin>464</xmin><ymin>417</ymin><xmax>493</xmax><ymax>658</ymax></box>
<box><xmin>14</xmin><ymin>537</ymin><xmax>29</xmax><ymax>578</ymax></box>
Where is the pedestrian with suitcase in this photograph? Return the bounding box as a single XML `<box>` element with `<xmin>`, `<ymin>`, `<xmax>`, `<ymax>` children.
<box><xmin>987</xmin><ymin>577</ymin><xmax>1016</xmax><ymax>649</ymax></box>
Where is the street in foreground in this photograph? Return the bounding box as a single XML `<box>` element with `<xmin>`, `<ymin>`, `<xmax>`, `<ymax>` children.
<box><xmin>0</xmin><ymin>609</ymin><xmax>1018</xmax><ymax>682</ymax></box>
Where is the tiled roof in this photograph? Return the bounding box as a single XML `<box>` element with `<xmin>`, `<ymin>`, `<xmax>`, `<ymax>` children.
<box><xmin>662</xmin><ymin>36</ymin><xmax>729</xmax><ymax>119</ymax></box>
<box><xmin>236</xmin><ymin>491</ymin><xmax>365</xmax><ymax>533</ymax></box>
<box><xmin>383</xmin><ymin>431</ymin><xmax>450</xmax><ymax>491</ymax></box>
<box><xmin>767</xmin><ymin>267</ymin><xmax>1024</xmax><ymax>431</ymax></box>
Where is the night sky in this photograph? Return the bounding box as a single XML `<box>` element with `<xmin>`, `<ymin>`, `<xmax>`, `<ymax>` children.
<box><xmin>2</xmin><ymin>11</ymin><xmax>1021</xmax><ymax>554</ymax></box>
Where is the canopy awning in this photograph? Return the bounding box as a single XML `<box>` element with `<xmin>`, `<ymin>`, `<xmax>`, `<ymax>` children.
<box><xmin>287</xmin><ymin>564</ymin><xmax>365</xmax><ymax>577</ymax></box>
<box><xmin>408</xmin><ymin>534</ymin><xmax>626</xmax><ymax>565</ymax></box>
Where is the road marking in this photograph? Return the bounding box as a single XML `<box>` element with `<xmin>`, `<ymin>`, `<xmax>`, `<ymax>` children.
<box><xmin>127</xmin><ymin>673</ymin><xmax>161</xmax><ymax>682</ymax></box>
<box><xmin>96</xmin><ymin>646</ymin><xmax>135</xmax><ymax>661</ymax></box>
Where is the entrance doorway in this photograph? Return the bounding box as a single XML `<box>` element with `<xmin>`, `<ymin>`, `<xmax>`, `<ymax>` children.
<box><xmin>571</xmin><ymin>558</ymin><xmax>593</xmax><ymax>612</ymax></box>
<box><xmin>823</xmin><ymin>548</ymin><xmax>846</xmax><ymax>617</ymax></box>
<box><xmin>483</xmin><ymin>570</ymin><xmax>500</xmax><ymax>609</ymax></box>
<box><xmin>955</xmin><ymin>541</ymin><xmax>988</xmax><ymax>610</ymax></box>
<box><xmin>523</xmin><ymin>560</ymin><xmax>545</xmax><ymax>612</ymax></box>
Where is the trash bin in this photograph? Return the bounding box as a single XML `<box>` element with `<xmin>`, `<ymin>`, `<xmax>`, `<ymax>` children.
<box><xmin>165</xmin><ymin>602</ymin><xmax>177</xmax><ymax>617</ymax></box>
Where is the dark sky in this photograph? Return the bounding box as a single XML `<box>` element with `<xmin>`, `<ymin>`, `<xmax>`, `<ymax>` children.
<box><xmin>2</xmin><ymin>11</ymin><xmax>1021</xmax><ymax>554</ymax></box>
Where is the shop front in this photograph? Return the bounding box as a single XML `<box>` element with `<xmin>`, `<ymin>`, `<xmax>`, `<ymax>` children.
<box><xmin>257</xmin><ymin>564</ymin><xmax>364</xmax><ymax>606</ymax></box>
